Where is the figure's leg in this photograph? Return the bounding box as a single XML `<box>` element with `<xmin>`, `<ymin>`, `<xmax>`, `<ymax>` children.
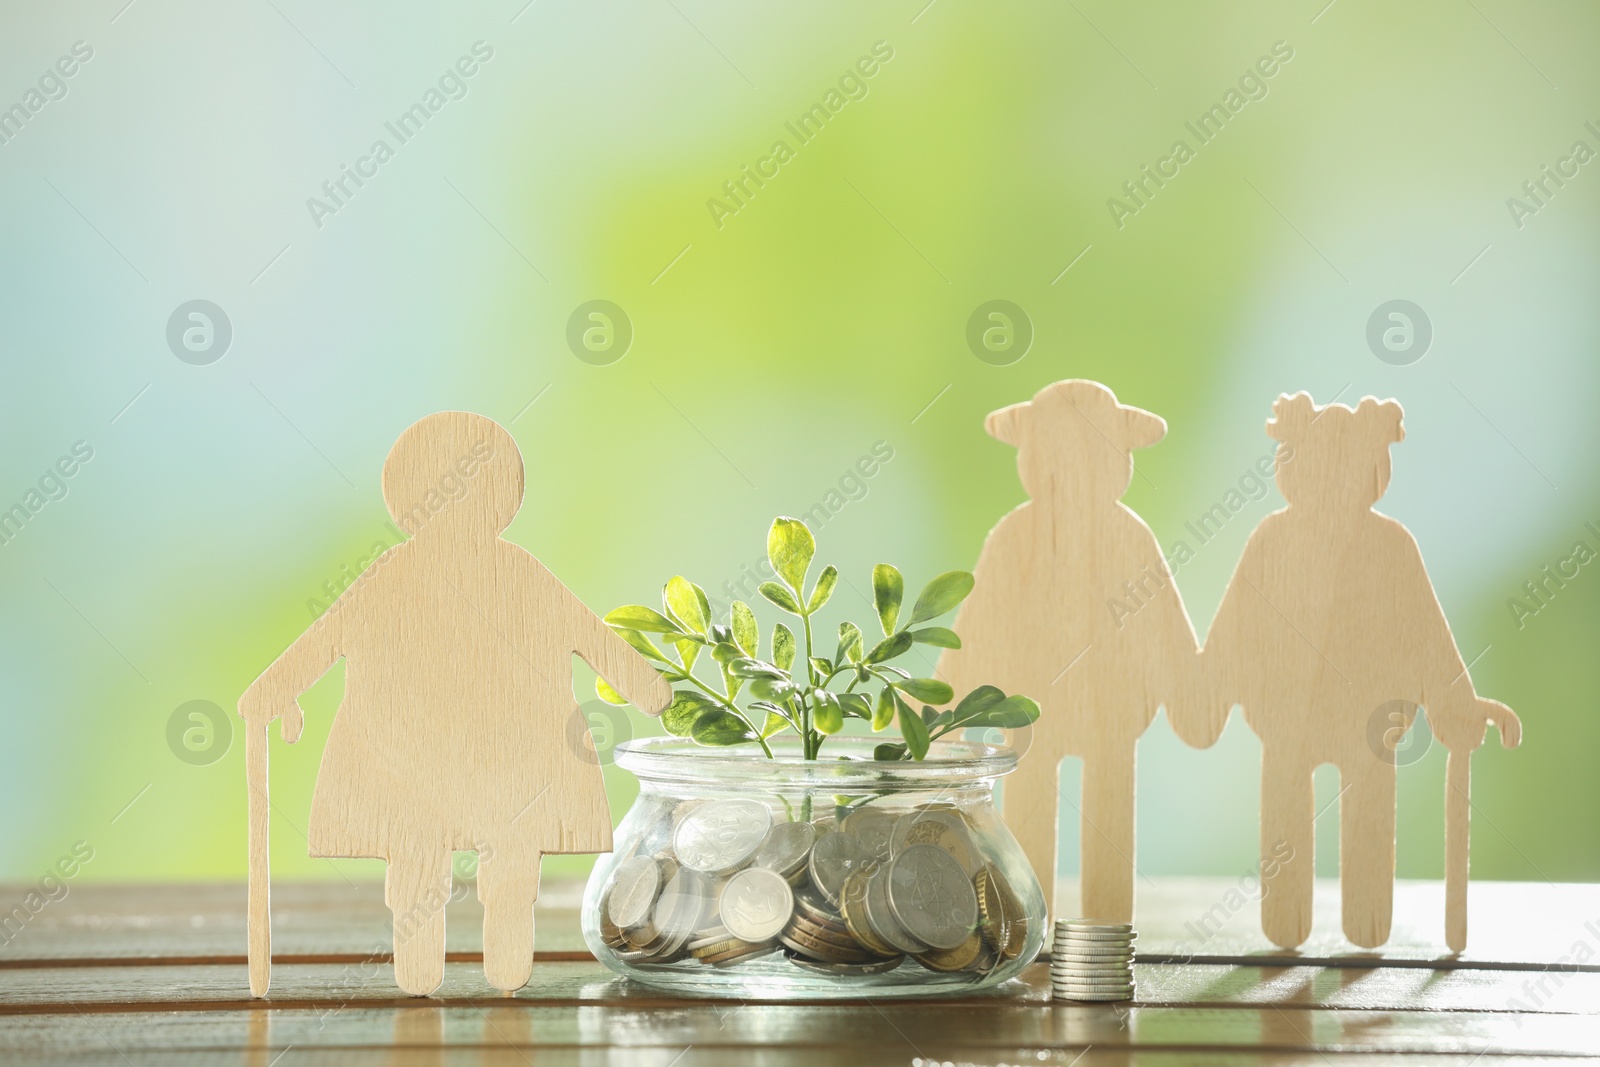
<box><xmin>1339</xmin><ymin>760</ymin><xmax>1396</xmax><ymax>948</ymax></box>
<box><xmin>1003</xmin><ymin>748</ymin><xmax>1063</xmax><ymax>920</ymax></box>
<box><xmin>478</xmin><ymin>840</ymin><xmax>541</xmax><ymax>991</ymax></box>
<box><xmin>1260</xmin><ymin>748</ymin><xmax>1314</xmax><ymax>948</ymax></box>
<box><xmin>385</xmin><ymin>849</ymin><xmax>452</xmax><ymax>996</ymax></box>
<box><xmin>1080</xmin><ymin>741</ymin><xmax>1136</xmax><ymax>923</ymax></box>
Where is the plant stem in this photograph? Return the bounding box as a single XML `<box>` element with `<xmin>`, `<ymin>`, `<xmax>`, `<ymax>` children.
<box><xmin>677</xmin><ymin>669</ymin><xmax>774</xmax><ymax>758</ymax></box>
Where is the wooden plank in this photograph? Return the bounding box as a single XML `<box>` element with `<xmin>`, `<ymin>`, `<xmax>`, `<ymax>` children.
<box><xmin>1058</xmin><ymin>878</ymin><xmax>1600</xmax><ymax>971</ymax></box>
<box><xmin>0</xmin><ymin>961</ymin><xmax>1595</xmax><ymax>1017</ymax></box>
<box><xmin>1</xmin><ymin>1000</ymin><xmax>1598</xmax><ymax>1060</ymax></box>
<box><xmin>5</xmin><ymin>878</ymin><xmax>1596</xmax><ymax>971</ymax></box>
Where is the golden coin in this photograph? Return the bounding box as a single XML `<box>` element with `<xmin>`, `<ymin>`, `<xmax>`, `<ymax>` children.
<box><xmin>914</xmin><ymin>932</ymin><xmax>983</xmax><ymax>972</ymax></box>
<box><xmin>973</xmin><ymin>866</ymin><xmax>1011</xmax><ymax>956</ymax></box>
<box><xmin>838</xmin><ymin>869</ymin><xmax>901</xmax><ymax>958</ymax></box>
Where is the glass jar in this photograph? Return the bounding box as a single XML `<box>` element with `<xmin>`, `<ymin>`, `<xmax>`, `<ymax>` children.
<box><xmin>581</xmin><ymin>737</ymin><xmax>1046</xmax><ymax>998</ymax></box>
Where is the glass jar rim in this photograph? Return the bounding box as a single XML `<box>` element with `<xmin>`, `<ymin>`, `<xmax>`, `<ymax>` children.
<box><xmin>613</xmin><ymin>735</ymin><xmax>1018</xmax><ymax>788</ymax></box>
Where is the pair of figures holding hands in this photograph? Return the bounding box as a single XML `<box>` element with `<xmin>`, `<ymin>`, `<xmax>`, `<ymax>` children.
<box><xmin>940</xmin><ymin>381</ymin><xmax>1520</xmax><ymax>952</ymax></box>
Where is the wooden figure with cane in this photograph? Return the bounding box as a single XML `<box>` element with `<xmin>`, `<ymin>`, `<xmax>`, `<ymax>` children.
<box><xmin>1203</xmin><ymin>392</ymin><xmax>1520</xmax><ymax>951</ymax></box>
<box><xmin>238</xmin><ymin>411</ymin><xmax>671</xmax><ymax>996</ymax></box>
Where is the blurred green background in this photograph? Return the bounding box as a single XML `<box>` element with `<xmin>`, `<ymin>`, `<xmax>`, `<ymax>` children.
<box><xmin>0</xmin><ymin>0</ymin><xmax>1594</xmax><ymax>897</ymax></box>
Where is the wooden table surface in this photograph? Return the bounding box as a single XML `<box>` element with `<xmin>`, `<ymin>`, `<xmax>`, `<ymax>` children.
<box><xmin>2</xmin><ymin>876</ymin><xmax>1597</xmax><ymax>1065</ymax></box>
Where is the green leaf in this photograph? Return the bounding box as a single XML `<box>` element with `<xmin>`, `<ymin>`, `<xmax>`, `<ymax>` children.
<box><xmin>729</xmin><ymin>659</ymin><xmax>784</xmax><ymax>680</ymax></box>
<box><xmin>772</xmin><ymin>624</ymin><xmax>796</xmax><ymax>671</ymax></box>
<box><xmin>965</xmin><ymin>695</ymin><xmax>1041</xmax><ymax>730</ymax></box>
<box><xmin>865</xmin><ymin>631</ymin><xmax>913</xmax><ymax>664</ymax></box>
<box><xmin>872</xmin><ymin>687</ymin><xmax>895</xmax><ymax>731</ymax></box>
<box><xmin>731</xmin><ymin>601</ymin><xmax>758</xmax><ymax>656</ymax></box>
<box><xmin>896</xmin><ymin>678</ymin><xmax>955</xmax><ymax>705</ymax></box>
<box><xmin>837</xmin><ymin>622</ymin><xmax>864</xmax><ymax>664</ymax></box>
<box><xmin>595</xmin><ymin>677</ymin><xmax>627</xmax><ymax>705</ymax></box>
<box><xmin>605</xmin><ymin>605</ymin><xmax>681</xmax><ymax>633</ymax></box>
<box><xmin>612</xmin><ymin>628</ymin><xmax>669</xmax><ymax>663</ymax></box>
<box><xmin>749</xmin><ymin>677</ymin><xmax>796</xmax><ymax>702</ymax></box>
<box><xmin>707</xmin><ymin>623</ymin><xmax>733</xmax><ymax>646</ymax></box>
<box><xmin>897</xmin><ymin>693</ymin><xmax>930</xmax><ymax>759</ymax></box>
<box><xmin>759</xmin><ymin>708</ymin><xmax>791</xmax><ymax>740</ymax></box>
<box><xmin>950</xmin><ymin>685</ymin><xmax>1007</xmax><ymax>724</ymax></box>
<box><xmin>711</xmin><ymin>641</ymin><xmax>743</xmax><ymax>665</ymax></box>
<box><xmin>663</xmin><ymin>576</ymin><xmax>710</xmax><ymax>634</ymax></box>
<box><xmin>872</xmin><ymin>564</ymin><xmax>904</xmax><ymax>636</ymax></box>
<box><xmin>838</xmin><ymin>693</ymin><xmax>872</xmax><ymax>720</ymax></box>
<box><xmin>813</xmin><ymin>691</ymin><xmax>844</xmax><ymax>735</ymax></box>
<box><xmin>691</xmin><ymin>710</ymin><xmax>755</xmax><ymax>746</ymax></box>
<box><xmin>666</xmin><ymin>633</ymin><xmax>701</xmax><ymax>673</ymax></box>
<box><xmin>767</xmin><ymin>517</ymin><xmax>816</xmax><ymax>594</ymax></box>
<box><xmin>873</xmin><ymin>664</ymin><xmax>911</xmax><ymax>681</ymax></box>
<box><xmin>809</xmin><ymin>657</ymin><xmax>835</xmax><ymax>680</ymax></box>
<box><xmin>908</xmin><ymin>571</ymin><xmax>975</xmax><ymax>626</ymax></box>
<box><xmin>909</xmin><ymin>626</ymin><xmax>961</xmax><ymax>649</ymax></box>
<box><xmin>661</xmin><ymin>691</ymin><xmax>718</xmax><ymax>736</ymax></box>
<box><xmin>807</xmin><ymin>565</ymin><xmax>839</xmax><ymax>613</ymax></box>
<box><xmin>758</xmin><ymin>581</ymin><xmax>803</xmax><ymax>614</ymax></box>
<box><xmin>874</xmin><ymin>741</ymin><xmax>909</xmax><ymax>761</ymax></box>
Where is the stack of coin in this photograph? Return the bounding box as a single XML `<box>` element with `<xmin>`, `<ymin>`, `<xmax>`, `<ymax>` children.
<box><xmin>596</xmin><ymin>797</ymin><xmax>1034</xmax><ymax>980</ymax></box>
<box><xmin>1049</xmin><ymin>919</ymin><xmax>1135</xmax><ymax>1001</ymax></box>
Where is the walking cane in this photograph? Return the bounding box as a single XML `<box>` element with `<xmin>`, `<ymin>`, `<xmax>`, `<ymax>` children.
<box><xmin>1443</xmin><ymin>697</ymin><xmax>1521</xmax><ymax>954</ymax></box>
<box><xmin>246</xmin><ymin>719</ymin><xmax>272</xmax><ymax>996</ymax></box>
<box><xmin>1443</xmin><ymin>746</ymin><xmax>1470</xmax><ymax>953</ymax></box>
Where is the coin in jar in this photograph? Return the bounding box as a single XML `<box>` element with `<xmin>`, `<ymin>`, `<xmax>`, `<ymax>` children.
<box><xmin>891</xmin><ymin>809</ymin><xmax>979</xmax><ymax>875</ymax></box>
<box><xmin>862</xmin><ymin>865</ymin><xmax>929</xmax><ymax>955</ymax></box>
<box><xmin>838</xmin><ymin>869</ymin><xmax>902</xmax><ymax>958</ymax></box>
<box><xmin>673</xmin><ymin>799</ymin><xmax>772</xmax><ymax>874</ymax></box>
<box><xmin>840</xmin><ymin>808</ymin><xmax>896</xmax><ymax>862</ymax></box>
<box><xmin>914</xmin><ymin>931</ymin><xmax>983</xmax><ymax>972</ymax></box>
<box><xmin>606</xmin><ymin>855</ymin><xmax>661</xmax><ymax>930</ymax></box>
<box><xmin>808</xmin><ymin>830</ymin><xmax>871</xmax><ymax>906</ymax></box>
<box><xmin>886</xmin><ymin>844</ymin><xmax>979</xmax><ymax>951</ymax></box>
<box><xmin>750</xmin><ymin>819</ymin><xmax>815</xmax><ymax>880</ymax></box>
<box><xmin>719</xmin><ymin>867</ymin><xmax>795</xmax><ymax>943</ymax></box>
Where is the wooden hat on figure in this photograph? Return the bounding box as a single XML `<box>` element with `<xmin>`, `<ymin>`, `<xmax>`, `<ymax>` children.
<box><xmin>939</xmin><ymin>380</ymin><xmax>1213</xmax><ymax>926</ymax></box>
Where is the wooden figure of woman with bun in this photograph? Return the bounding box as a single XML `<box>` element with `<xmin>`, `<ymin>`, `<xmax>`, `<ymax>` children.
<box><xmin>238</xmin><ymin>411</ymin><xmax>671</xmax><ymax>997</ymax></box>
<box><xmin>940</xmin><ymin>380</ymin><xmax>1214</xmax><ymax>924</ymax></box>
<box><xmin>1203</xmin><ymin>393</ymin><xmax>1520</xmax><ymax>951</ymax></box>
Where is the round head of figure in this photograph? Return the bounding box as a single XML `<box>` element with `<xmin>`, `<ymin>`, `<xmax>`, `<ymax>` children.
<box><xmin>1266</xmin><ymin>393</ymin><xmax>1404</xmax><ymax>513</ymax></box>
<box><xmin>984</xmin><ymin>380</ymin><xmax>1166</xmax><ymax>501</ymax></box>
<box><xmin>381</xmin><ymin>411</ymin><xmax>523</xmax><ymax>540</ymax></box>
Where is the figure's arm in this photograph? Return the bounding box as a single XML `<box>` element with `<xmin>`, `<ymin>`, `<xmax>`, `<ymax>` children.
<box><xmin>1196</xmin><ymin>531</ymin><xmax>1268</xmax><ymax>731</ymax></box>
<box><xmin>1392</xmin><ymin>529</ymin><xmax>1521</xmax><ymax>753</ymax></box>
<box><xmin>557</xmin><ymin>577</ymin><xmax>673</xmax><ymax>716</ymax></box>
<box><xmin>238</xmin><ymin>607</ymin><xmax>345</xmax><ymax>743</ymax></box>
<box><xmin>1147</xmin><ymin>566</ymin><xmax>1217</xmax><ymax>748</ymax></box>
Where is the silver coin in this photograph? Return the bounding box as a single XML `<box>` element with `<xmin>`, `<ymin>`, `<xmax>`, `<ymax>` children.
<box><xmin>808</xmin><ymin>830</ymin><xmax>871</xmax><ymax>905</ymax></box>
<box><xmin>751</xmin><ymin>819</ymin><xmax>816</xmax><ymax>876</ymax></box>
<box><xmin>606</xmin><ymin>856</ymin><xmax>662</xmax><ymax>930</ymax></box>
<box><xmin>863</xmin><ymin>866</ymin><xmax>929</xmax><ymax>954</ymax></box>
<box><xmin>885</xmin><ymin>844</ymin><xmax>978</xmax><ymax>952</ymax></box>
<box><xmin>719</xmin><ymin>867</ymin><xmax>795</xmax><ymax>943</ymax></box>
<box><xmin>1054</xmin><ymin>929</ymin><xmax>1137</xmax><ymax>943</ymax></box>
<box><xmin>1051</xmin><ymin>964</ymin><xmax>1134</xmax><ymax>977</ymax></box>
<box><xmin>1054</xmin><ymin>990</ymin><xmax>1134</xmax><ymax>1002</ymax></box>
<box><xmin>652</xmin><ymin>867</ymin><xmax>713</xmax><ymax>955</ymax></box>
<box><xmin>673</xmin><ymin>799</ymin><xmax>772</xmax><ymax>874</ymax></box>
<box><xmin>1055</xmin><ymin>984</ymin><xmax>1137</xmax><ymax>996</ymax></box>
<box><xmin>841</xmin><ymin>809</ymin><xmax>896</xmax><ymax>862</ymax></box>
<box><xmin>1058</xmin><ymin>919</ymin><xmax>1133</xmax><ymax>933</ymax></box>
